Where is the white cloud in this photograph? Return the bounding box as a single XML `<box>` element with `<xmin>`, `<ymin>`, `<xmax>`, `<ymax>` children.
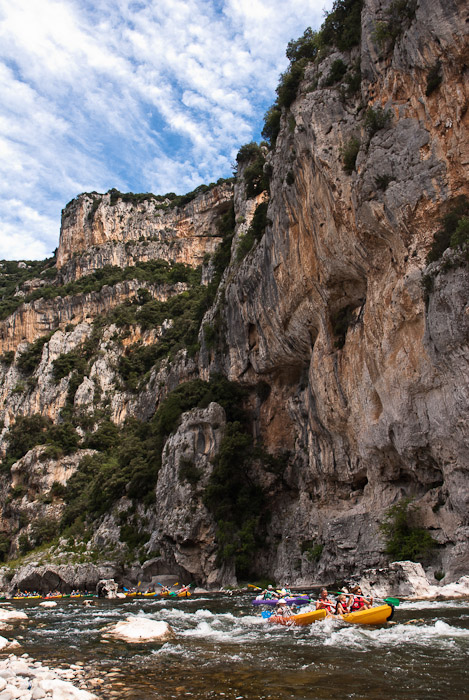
<box><xmin>0</xmin><ymin>0</ymin><xmax>331</xmax><ymax>260</ymax></box>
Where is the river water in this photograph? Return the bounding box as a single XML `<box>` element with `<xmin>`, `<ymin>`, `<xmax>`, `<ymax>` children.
<box><xmin>5</xmin><ymin>594</ymin><xmax>469</xmax><ymax>699</ymax></box>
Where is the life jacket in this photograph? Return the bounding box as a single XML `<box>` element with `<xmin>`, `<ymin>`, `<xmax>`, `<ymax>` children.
<box><xmin>350</xmin><ymin>596</ymin><xmax>364</xmax><ymax>611</ymax></box>
<box><xmin>317</xmin><ymin>598</ymin><xmax>334</xmax><ymax>612</ymax></box>
<box><xmin>335</xmin><ymin>601</ymin><xmax>349</xmax><ymax>614</ymax></box>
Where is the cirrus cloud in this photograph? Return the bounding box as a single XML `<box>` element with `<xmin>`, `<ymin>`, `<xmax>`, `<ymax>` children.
<box><xmin>0</xmin><ymin>0</ymin><xmax>331</xmax><ymax>259</ymax></box>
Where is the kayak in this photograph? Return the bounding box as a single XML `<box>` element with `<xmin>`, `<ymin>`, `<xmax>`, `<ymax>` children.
<box><xmin>268</xmin><ymin>609</ymin><xmax>327</xmax><ymax>626</ymax></box>
<box><xmin>341</xmin><ymin>604</ymin><xmax>394</xmax><ymax>625</ymax></box>
<box><xmin>252</xmin><ymin>596</ymin><xmax>310</xmax><ymax>607</ymax></box>
<box><xmin>160</xmin><ymin>591</ymin><xmax>191</xmax><ymax>598</ymax></box>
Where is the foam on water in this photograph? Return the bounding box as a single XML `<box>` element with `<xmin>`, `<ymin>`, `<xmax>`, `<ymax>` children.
<box><xmin>401</xmin><ymin>599</ymin><xmax>469</xmax><ymax>611</ymax></box>
<box><xmin>318</xmin><ymin>618</ymin><xmax>469</xmax><ymax>651</ymax></box>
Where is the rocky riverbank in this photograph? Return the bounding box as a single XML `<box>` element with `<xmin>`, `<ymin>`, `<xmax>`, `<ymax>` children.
<box><xmin>0</xmin><ymin>654</ymin><xmax>97</xmax><ymax>700</ymax></box>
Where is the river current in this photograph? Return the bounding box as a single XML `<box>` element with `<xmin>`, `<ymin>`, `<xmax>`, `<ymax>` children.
<box><xmin>5</xmin><ymin>594</ymin><xmax>469</xmax><ymax>699</ymax></box>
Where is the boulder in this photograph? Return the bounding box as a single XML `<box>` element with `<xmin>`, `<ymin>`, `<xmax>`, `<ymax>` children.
<box><xmin>0</xmin><ymin>609</ymin><xmax>28</xmax><ymax>622</ymax></box>
<box><xmin>357</xmin><ymin>561</ymin><xmax>434</xmax><ymax>598</ymax></box>
<box><xmin>96</xmin><ymin>579</ymin><xmax>118</xmax><ymax>599</ymax></box>
<box><xmin>104</xmin><ymin>616</ymin><xmax>175</xmax><ymax>643</ymax></box>
<box><xmin>39</xmin><ymin>601</ymin><xmax>57</xmax><ymax>608</ymax></box>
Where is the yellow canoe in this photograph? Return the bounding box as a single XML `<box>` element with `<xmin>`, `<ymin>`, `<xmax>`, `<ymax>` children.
<box><xmin>160</xmin><ymin>591</ymin><xmax>191</xmax><ymax>598</ymax></box>
<box><xmin>268</xmin><ymin>609</ymin><xmax>327</xmax><ymax>626</ymax></box>
<box><xmin>341</xmin><ymin>604</ymin><xmax>393</xmax><ymax>625</ymax></box>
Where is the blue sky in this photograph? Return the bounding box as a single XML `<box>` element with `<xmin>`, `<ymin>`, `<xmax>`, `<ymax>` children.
<box><xmin>0</xmin><ymin>0</ymin><xmax>331</xmax><ymax>260</ymax></box>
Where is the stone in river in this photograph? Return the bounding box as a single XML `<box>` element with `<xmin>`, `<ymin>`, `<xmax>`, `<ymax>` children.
<box><xmin>104</xmin><ymin>615</ymin><xmax>175</xmax><ymax>642</ymax></box>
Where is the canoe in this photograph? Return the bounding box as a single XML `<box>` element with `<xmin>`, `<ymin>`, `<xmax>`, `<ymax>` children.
<box><xmin>13</xmin><ymin>595</ymin><xmax>41</xmax><ymax>600</ymax></box>
<box><xmin>160</xmin><ymin>591</ymin><xmax>191</xmax><ymax>598</ymax></box>
<box><xmin>341</xmin><ymin>604</ymin><xmax>394</xmax><ymax>625</ymax></box>
<box><xmin>252</xmin><ymin>596</ymin><xmax>310</xmax><ymax>607</ymax></box>
<box><xmin>268</xmin><ymin>609</ymin><xmax>327</xmax><ymax>626</ymax></box>
<box><xmin>142</xmin><ymin>592</ymin><xmax>158</xmax><ymax>597</ymax></box>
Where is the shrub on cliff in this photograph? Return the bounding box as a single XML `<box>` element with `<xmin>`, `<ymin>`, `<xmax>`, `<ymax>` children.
<box><xmin>340</xmin><ymin>136</ymin><xmax>360</xmax><ymax>174</ymax></box>
<box><xmin>321</xmin><ymin>0</ymin><xmax>363</xmax><ymax>51</ymax></box>
<box><xmin>17</xmin><ymin>333</ymin><xmax>52</xmax><ymax>375</ymax></box>
<box><xmin>379</xmin><ymin>498</ymin><xmax>436</xmax><ymax>562</ymax></box>
<box><xmin>426</xmin><ymin>196</ymin><xmax>469</xmax><ymax>263</ymax></box>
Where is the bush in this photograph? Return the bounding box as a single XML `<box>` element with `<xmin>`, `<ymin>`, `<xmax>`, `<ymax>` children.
<box><xmin>179</xmin><ymin>459</ymin><xmax>202</xmax><ymax>486</ymax></box>
<box><xmin>286</xmin><ymin>27</ymin><xmax>320</xmax><ymax>63</ymax></box>
<box><xmin>373</xmin><ymin>0</ymin><xmax>417</xmax><ymax>48</ymax></box>
<box><xmin>379</xmin><ymin>498</ymin><xmax>437</xmax><ymax>562</ymax></box>
<box><xmin>365</xmin><ymin>106</ymin><xmax>392</xmax><ymax>136</ymax></box>
<box><xmin>203</xmin><ymin>422</ymin><xmax>267</xmax><ymax>578</ymax></box>
<box><xmin>262</xmin><ymin>105</ymin><xmax>282</xmax><ymax>146</ymax></box>
<box><xmin>324</xmin><ymin>59</ymin><xmax>348</xmax><ymax>87</ymax></box>
<box><xmin>321</xmin><ymin>0</ymin><xmax>363</xmax><ymax>51</ymax></box>
<box><xmin>17</xmin><ymin>334</ymin><xmax>52</xmax><ymax>375</ymax></box>
<box><xmin>340</xmin><ymin>136</ymin><xmax>360</xmax><ymax>174</ymax></box>
<box><xmin>243</xmin><ymin>151</ymin><xmax>269</xmax><ymax>199</ymax></box>
<box><xmin>236</xmin><ymin>201</ymin><xmax>269</xmax><ymax>262</ymax></box>
<box><xmin>0</xmin><ymin>351</ymin><xmax>15</xmax><ymax>366</ymax></box>
<box><xmin>236</xmin><ymin>142</ymin><xmax>262</xmax><ymax>164</ymax></box>
<box><xmin>276</xmin><ymin>58</ymin><xmax>308</xmax><ymax>110</ymax></box>
<box><xmin>426</xmin><ymin>196</ymin><xmax>469</xmax><ymax>263</ymax></box>
<box><xmin>375</xmin><ymin>174</ymin><xmax>395</xmax><ymax>191</ymax></box>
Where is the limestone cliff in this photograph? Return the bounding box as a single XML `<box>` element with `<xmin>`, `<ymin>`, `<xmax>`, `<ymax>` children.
<box><xmin>0</xmin><ymin>0</ymin><xmax>467</xmax><ymax>589</ymax></box>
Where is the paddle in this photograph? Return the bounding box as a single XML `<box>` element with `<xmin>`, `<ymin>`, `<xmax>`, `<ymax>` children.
<box><xmin>332</xmin><ymin>591</ymin><xmax>399</xmax><ymax>607</ymax></box>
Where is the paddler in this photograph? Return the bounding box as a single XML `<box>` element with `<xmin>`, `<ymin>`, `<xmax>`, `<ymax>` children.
<box><xmin>315</xmin><ymin>588</ymin><xmax>335</xmax><ymax>615</ymax></box>
<box><xmin>334</xmin><ymin>593</ymin><xmax>350</xmax><ymax>615</ymax></box>
<box><xmin>275</xmin><ymin>599</ymin><xmax>291</xmax><ymax>617</ymax></box>
<box><xmin>348</xmin><ymin>585</ymin><xmax>373</xmax><ymax>610</ymax></box>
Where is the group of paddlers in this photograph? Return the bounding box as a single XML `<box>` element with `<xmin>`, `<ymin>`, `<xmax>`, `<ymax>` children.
<box><xmin>262</xmin><ymin>584</ymin><xmax>373</xmax><ymax>618</ymax></box>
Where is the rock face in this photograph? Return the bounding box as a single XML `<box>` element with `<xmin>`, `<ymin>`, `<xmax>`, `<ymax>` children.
<box><xmin>0</xmin><ymin>0</ymin><xmax>467</xmax><ymax>588</ymax></box>
<box><xmin>204</xmin><ymin>0</ymin><xmax>469</xmax><ymax>583</ymax></box>
<box><xmin>57</xmin><ymin>183</ymin><xmax>233</xmax><ymax>277</ymax></box>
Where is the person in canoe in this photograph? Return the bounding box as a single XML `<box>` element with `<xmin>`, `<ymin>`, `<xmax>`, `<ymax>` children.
<box><xmin>259</xmin><ymin>585</ymin><xmax>279</xmax><ymax>600</ymax></box>
<box><xmin>315</xmin><ymin>588</ymin><xmax>335</xmax><ymax>615</ymax></box>
<box><xmin>334</xmin><ymin>593</ymin><xmax>350</xmax><ymax>615</ymax></box>
<box><xmin>274</xmin><ymin>599</ymin><xmax>291</xmax><ymax>617</ymax></box>
<box><xmin>348</xmin><ymin>585</ymin><xmax>373</xmax><ymax>610</ymax></box>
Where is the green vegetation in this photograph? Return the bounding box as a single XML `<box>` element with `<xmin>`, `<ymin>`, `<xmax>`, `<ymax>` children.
<box><xmin>364</xmin><ymin>106</ymin><xmax>392</xmax><ymax>136</ymax></box>
<box><xmin>60</xmin><ymin>375</ymin><xmax>249</xmax><ymax>532</ymax></box>
<box><xmin>0</xmin><ymin>533</ymin><xmax>10</xmax><ymax>562</ymax></box>
<box><xmin>340</xmin><ymin>136</ymin><xmax>361</xmax><ymax>174</ymax></box>
<box><xmin>0</xmin><ymin>258</ymin><xmax>56</xmax><ymax>321</ymax></box>
<box><xmin>106</xmin><ymin>178</ymin><xmax>234</xmax><ymax>210</ymax></box>
<box><xmin>374</xmin><ymin>0</ymin><xmax>417</xmax><ymax>48</ymax></box>
<box><xmin>0</xmin><ymin>414</ymin><xmax>79</xmax><ymax>473</ymax></box>
<box><xmin>203</xmin><ymin>421</ymin><xmax>267</xmax><ymax>578</ymax></box>
<box><xmin>179</xmin><ymin>459</ymin><xmax>202</xmax><ymax>486</ymax></box>
<box><xmin>300</xmin><ymin>540</ymin><xmax>324</xmax><ymax>562</ymax></box>
<box><xmin>236</xmin><ymin>201</ymin><xmax>270</xmax><ymax>262</ymax></box>
<box><xmin>17</xmin><ymin>333</ymin><xmax>52</xmax><ymax>375</ymax></box>
<box><xmin>426</xmin><ymin>60</ymin><xmax>442</xmax><ymax>96</ymax></box>
<box><xmin>375</xmin><ymin>173</ymin><xmax>395</xmax><ymax>191</ymax></box>
<box><xmin>239</xmin><ymin>144</ymin><xmax>269</xmax><ymax>199</ymax></box>
<box><xmin>379</xmin><ymin>498</ymin><xmax>437</xmax><ymax>562</ymax></box>
<box><xmin>321</xmin><ymin>0</ymin><xmax>363</xmax><ymax>51</ymax></box>
<box><xmin>0</xmin><ymin>351</ymin><xmax>15</xmax><ymax>366</ymax></box>
<box><xmin>426</xmin><ymin>196</ymin><xmax>469</xmax><ymax>264</ymax></box>
<box><xmin>324</xmin><ymin>58</ymin><xmax>348</xmax><ymax>87</ymax></box>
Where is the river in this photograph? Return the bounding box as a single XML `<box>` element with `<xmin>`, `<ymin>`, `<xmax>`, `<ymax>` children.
<box><xmin>5</xmin><ymin>594</ymin><xmax>469</xmax><ymax>699</ymax></box>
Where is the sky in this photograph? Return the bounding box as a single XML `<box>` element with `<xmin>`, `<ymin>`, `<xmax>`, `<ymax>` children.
<box><xmin>0</xmin><ymin>0</ymin><xmax>332</xmax><ymax>261</ymax></box>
